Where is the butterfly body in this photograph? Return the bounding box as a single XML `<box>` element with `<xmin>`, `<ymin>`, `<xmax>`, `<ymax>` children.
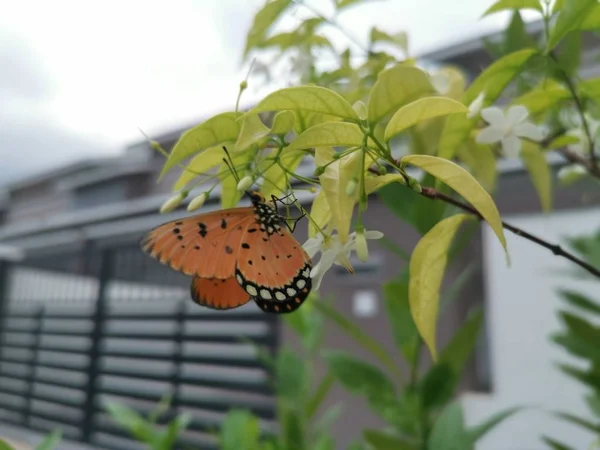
<box><xmin>141</xmin><ymin>191</ymin><xmax>312</xmax><ymax>313</ymax></box>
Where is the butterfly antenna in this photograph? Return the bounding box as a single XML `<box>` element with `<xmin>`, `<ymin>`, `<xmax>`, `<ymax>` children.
<box><xmin>221</xmin><ymin>146</ymin><xmax>240</xmax><ymax>183</ymax></box>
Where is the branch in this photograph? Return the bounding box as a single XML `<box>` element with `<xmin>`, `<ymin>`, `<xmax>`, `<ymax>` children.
<box><xmin>556</xmin><ymin>146</ymin><xmax>600</xmax><ymax>180</ymax></box>
<box><xmin>420</xmin><ymin>187</ymin><xmax>600</xmax><ymax>278</ymax></box>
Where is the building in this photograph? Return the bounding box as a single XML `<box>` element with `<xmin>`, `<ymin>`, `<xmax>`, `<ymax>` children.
<box><xmin>0</xmin><ymin>19</ymin><xmax>599</xmax><ymax>450</ymax></box>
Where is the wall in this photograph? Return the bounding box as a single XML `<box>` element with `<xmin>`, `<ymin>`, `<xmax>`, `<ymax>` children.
<box><xmin>465</xmin><ymin>206</ymin><xmax>600</xmax><ymax>450</ymax></box>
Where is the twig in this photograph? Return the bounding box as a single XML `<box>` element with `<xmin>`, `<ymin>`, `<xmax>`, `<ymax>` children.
<box><xmin>420</xmin><ymin>187</ymin><xmax>600</xmax><ymax>278</ymax></box>
<box><xmin>556</xmin><ymin>147</ymin><xmax>600</xmax><ymax>180</ymax></box>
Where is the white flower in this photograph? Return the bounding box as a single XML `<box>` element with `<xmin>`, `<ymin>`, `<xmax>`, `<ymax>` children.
<box><xmin>567</xmin><ymin>117</ymin><xmax>600</xmax><ymax>156</ymax></box>
<box><xmin>476</xmin><ymin>105</ymin><xmax>544</xmax><ymax>158</ymax></box>
<box><xmin>302</xmin><ymin>229</ymin><xmax>384</xmax><ymax>290</ymax></box>
<box><xmin>467</xmin><ymin>92</ymin><xmax>485</xmax><ymax>119</ymax></box>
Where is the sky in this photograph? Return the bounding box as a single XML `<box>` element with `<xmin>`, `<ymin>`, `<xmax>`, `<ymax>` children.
<box><xmin>0</xmin><ymin>0</ymin><xmax>532</xmax><ymax>187</ymax></box>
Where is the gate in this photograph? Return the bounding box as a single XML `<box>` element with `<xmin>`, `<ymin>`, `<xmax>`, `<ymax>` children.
<box><xmin>0</xmin><ymin>241</ymin><xmax>278</xmax><ymax>449</ymax></box>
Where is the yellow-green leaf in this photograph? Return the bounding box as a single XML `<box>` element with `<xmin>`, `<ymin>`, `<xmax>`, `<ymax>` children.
<box><xmin>438</xmin><ymin>114</ymin><xmax>474</xmax><ymax>160</ymax></box>
<box><xmin>172</xmin><ymin>145</ymin><xmax>227</xmax><ymax>192</ymax></box>
<box><xmin>521</xmin><ymin>141</ymin><xmax>552</xmax><ymax>212</ymax></box>
<box><xmin>482</xmin><ymin>0</ymin><xmax>544</xmax><ymax>17</ymax></box>
<box><xmin>293</xmin><ymin>110</ymin><xmax>342</xmax><ymax>135</ymax></box>
<box><xmin>271</xmin><ymin>110</ymin><xmax>296</xmax><ymax>135</ymax></box>
<box><xmin>580</xmin><ymin>4</ymin><xmax>600</xmax><ymax>30</ymax></box>
<box><xmin>243</xmin><ymin>0</ymin><xmax>292</xmax><ymax>56</ymax></box>
<box><xmin>308</xmin><ymin>188</ymin><xmax>331</xmax><ymax>238</ymax></box>
<box><xmin>384</xmin><ymin>97</ymin><xmax>468</xmax><ymax>142</ymax></box>
<box><xmin>368</xmin><ymin>65</ymin><xmax>435</xmax><ymax>124</ymax></box>
<box><xmin>318</xmin><ymin>150</ymin><xmax>362</xmax><ymax>243</ymax></box>
<box><xmin>260</xmin><ymin>149</ymin><xmax>304</xmax><ymax>198</ymax></box>
<box><xmin>580</xmin><ymin>78</ymin><xmax>600</xmax><ymax>100</ymax></box>
<box><xmin>289</xmin><ymin>122</ymin><xmax>365</xmax><ymax>150</ymax></box>
<box><xmin>456</xmin><ymin>142</ymin><xmax>497</xmax><ymax>192</ymax></box>
<box><xmin>251</xmin><ymin>86</ymin><xmax>358</xmax><ymax>121</ymax></box>
<box><xmin>365</xmin><ymin>173</ymin><xmax>406</xmax><ymax>194</ymax></box>
<box><xmin>465</xmin><ymin>49</ymin><xmax>538</xmax><ymax>104</ymax></box>
<box><xmin>401</xmin><ymin>154</ymin><xmax>508</xmax><ymax>253</ymax></box>
<box><xmin>547</xmin><ymin>134</ymin><xmax>580</xmax><ymax>149</ymax></box>
<box><xmin>513</xmin><ymin>81</ymin><xmax>570</xmax><ymax>115</ymax></box>
<box><xmin>160</xmin><ymin>112</ymin><xmax>240</xmax><ymax>179</ymax></box>
<box><xmin>410</xmin><ymin>213</ymin><xmax>471</xmax><ymax>360</ymax></box>
<box><xmin>234</xmin><ymin>113</ymin><xmax>270</xmax><ymax>152</ymax></box>
<box><xmin>219</xmin><ymin>150</ymin><xmax>255</xmax><ymax>208</ymax></box>
<box><xmin>547</xmin><ymin>0</ymin><xmax>598</xmax><ymax>51</ymax></box>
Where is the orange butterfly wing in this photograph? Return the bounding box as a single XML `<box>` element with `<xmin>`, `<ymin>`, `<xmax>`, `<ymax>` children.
<box><xmin>141</xmin><ymin>208</ymin><xmax>255</xmax><ymax>279</ymax></box>
<box><xmin>235</xmin><ymin>219</ymin><xmax>312</xmax><ymax>314</ymax></box>
<box><xmin>190</xmin><ymin>276</ymin><xmax>251</xmax><ymax>310</ymax></box>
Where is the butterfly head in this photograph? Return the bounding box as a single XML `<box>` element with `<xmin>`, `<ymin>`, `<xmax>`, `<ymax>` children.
<box><xmin>248</xmin><ymin>190</ymin><xmax>266</xmax><ymax>206</ymax></box>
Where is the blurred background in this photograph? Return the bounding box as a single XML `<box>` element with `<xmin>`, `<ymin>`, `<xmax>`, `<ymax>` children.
<box><xmin>0</xmin><ymin>1</ymin><xmax>599</xmax><ymax>449</ymax></box>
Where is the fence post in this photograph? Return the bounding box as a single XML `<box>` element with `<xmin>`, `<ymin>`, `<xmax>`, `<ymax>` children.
<box><xmin>23</xmin><ymin>305</ymin><xmax>44</xmax><ymax>427</ymax></box>
<box><xmin>81</xmin><ymin>247</ymin><xmax>111</xmax><ymax>443</ymax></box>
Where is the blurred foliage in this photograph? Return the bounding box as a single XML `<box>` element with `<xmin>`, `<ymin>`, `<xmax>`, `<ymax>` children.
<box><xmin>0</xmin><ymin>429</ymin><xmax>62</xmax><ymax>450</ymax></box>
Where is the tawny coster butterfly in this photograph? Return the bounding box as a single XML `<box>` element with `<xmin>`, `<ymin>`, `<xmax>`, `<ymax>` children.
<box><xmin>141</xmin><ymin>190</ymin><xmax>312</xmax><ymax>314</ymax></box>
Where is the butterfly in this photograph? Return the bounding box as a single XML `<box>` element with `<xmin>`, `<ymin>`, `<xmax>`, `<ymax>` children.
<box><xmin>140</xmin><ymin>191</ymin><xmax>312</xmax><ymax>314</ymax></box>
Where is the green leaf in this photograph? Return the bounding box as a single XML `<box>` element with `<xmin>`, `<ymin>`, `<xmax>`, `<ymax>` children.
<box><xmin>503</xmin><ymin>10</ymin><xmax>538</xmax><ymax>54</ymax></box>
<box><xmin>0</xmin><ymin>440</ymin><xmax>14</xmax><ymax>450</ymax></box>
<box><xmin>271</xmin><ymin>110</ymin><xmax>296</xmax><ymax>135</ymax></box>
<box><xmin>260</xmin><ymin>148</ymin><xmax>304</xmax><ymax>198</ymax></box>
<box><xmin>440</xmin><ymin>263</ymin><xmax>477</xmax><ymax>312</ymax></box>
<box><xmin>456</xmin><ymin>142</ymin><xmax>497</xmax><ymax>192</ymax></box>
<box><xmin>467</xmin><ymin>407</ymin><xmax>523</xmax><ymax>443</ymax></box>
<box><xmin>368</xmin><ymin>65</ymin><xmax>435</xmax><ymax>124</ymax></box>
<box><xmin>306</xmin><ymin>373</ymin><xmax>336</xmax><ymax>419</ymax></box>
<box><xmin>553</xmin><ymin>412</ymin><xmax>600</xmax><ymax>434</ymax></box>
<box><xmin>234</xmin><ymin>113</ymin><xmax>270</xmax><ymax>152</ymax></box>
<box><xmin>401</xmin><ymin>155</ymin><xmax>508</xmax><ymax>254</ymax></box>
<box><xmin>251</xmin><ymin>86</ymin><xmax>358</xmax><ymax>121</ymax></box>
<box><xmin>220</xmin><ymin>409</ymin><xmax>262</xmax><ymax>450</ymax></box>
<box><xmin>553</xmin><ymin>31</ymin><xmax>582</xmax><ymax>76</ymax></box>
<box><xmin>580</xmin><ymin>78</ymin><xmax>600</xmax><ymax>100</ymax></box>
<box><xmin>546</xmin><ymin>134</ymin><xmax>580</xmax><ymax>149</ymax></box>
<box><xmin>409</xmin><ymin>214</ymin><xmax>471</xmax><ymax>360</ymax></box>
<box><xmin>546</xmin><ymin>0</ymin><xmax>598</xmax><ymax>51</ymax></box>
<box><xmin>580</xmin><ymin>4</ymin><xmax>600</xmax><ymax>30</ymax></box>
<box><xmin>288</xmin><ymin>122</ymin><xmax>365</xmax><ymax>150</ymax></box>
<box><xmin>34</xmin><ymin>430</ymin><xmax>63</xmax><ymax>450</ymax></box>
<box><xmin>558</xmin><ymin>363</ymin><xmax>600</xmax><ymax>390</ymax></box>
<box><xmin>513</xmin><ymin>80</ymin><xmax>570</xmax><ymax>115</ymax></box>
<box><xmin>559</xmin><ymin>289</ymin><xmax>600</xmax><ymax>315</ymax></box>
<box><xmin>427</xmin><ymin>401</ymin><xmax>471</xmax><ymax>450</ymax></box>
<box><xmin>377</xmin><ymin>182</ymin><xmax>423</xmax><ymax>232</ymax></box>
<box><xmin>276</xmin><ymin>347</ymin><xmax>306</xmax><ymax>402</ymax></box>
<box><xmin>172</xmin><ymin>145</ymin><xmax>227</xmax><ymax>191</ymax></box>
<box><xmin>365</xmin><ymin>173</ymin><xmax>406</xmax><ymax>195</ymax></box>
<box><xmin>243</xmin><ymin>0</ymin><xmax>292</xmax><ymax>56</ymax></box>
<box><xmin>465</xmin><ymin>48</ymin><xmax>538</xmax><ymax>104</ymax></box>
<box><xmin>105</xmin><ymin>401</ymin><xmax>159</xmax><ymax>443</ymax></box>
<box><xmin>323</xmin><ymin>350</ymin><xmax>397</xmax><ymax>416</ymax></box>
<box><xmin>308</xmin><ymin>188</ymin><xmax>331</xmax><ymax>238</ymax></box>
<box><xmin>439</xmin><ymin>307</ymin><xmax>484</xmax><ymax>375</ymax></box>
<box><xmin>438</xmin><ymin>113</ymin><xmax>474</xmax><ymax>160</ymax></box>
<box><xmin>482</xmin><ymin>0</ymin><xmax>544</xmax><ymax>16</ymax></box>
<box><xmin>370</xmin><ymin>27</ymin><xmax>409</xmax><ymax>54</ymax></box>
<box><xmin>419</xmin><ymin>363</ymin><xmax>457</xmax><ymax>410</ymax></box>
<box><xmin>313</xmin><ymin>301</ymin><xmax>400</xmax><ymax>378</ymax></box>
<box><xmin>541</xmin><ymin>437</ymin><xmax>576</xmax><ymax>450</ymax></box>
<box><xmin>160</xmin><ymin>112</ymin><xmax>241</xmax><ymax>179</ymax></box>
<box><xmin>521</xmin><ymin>141</ymin><xmax>552</xmax><ymax>212</ymax></box>
<box><xmin>383</xmin><ymin>273</ymin><xmax>420</xmax><ymax>364</ymax></box>
<box><xmin>586</xmin><ymin>393</ymin><xmax>600</xmax><ymax>417</ymax></box>
<box><xmin>363</xmin><ymin>430</ymin><xmax>417</xmax><ymax>450</ymax></box>
<box><xmin>384</xmin><ymin>97</ymin><xmax>468</xmax><ymax>141</ymax></box>
<box><xmin>161</xmin><ymin>413</ymin><xmax>192</xmax><ymax>450</ymax></box>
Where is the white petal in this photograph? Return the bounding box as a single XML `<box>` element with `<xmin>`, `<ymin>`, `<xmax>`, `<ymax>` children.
<box><xmin>514</xmin><ymin>122</ymin><xmax>544</xmax><ymax>141</ymax></box>
<box><xmin>481</xmin><ymin>106</ymin><xmax>506</xmax><ymax>126</ymax></box>
<box><xmin>476</xmin><ymin>126</ymin><xmax>505</xmax><ymax>144</ymax></box>
<box><xmin>467</xmin><ymin>92</ymin><xmax>485</xmax><ymax>119</ymax></box>
<box><xmin>501</xmin><ymin>135</ymin><xmax>522</xmax><ymax>158</ymax></box>
<box><xmin>364</xmin><ymin>230</ymin><xmax>384</xmax><ymax>240</ymax></box>
<box><xmin>506</xmin><ymin>105</ymin><xmax>529</xmax><ymax>125</ymax></box>
<box><xmin>302</xmin><ymin>237</ymin><xmax>323</xmax><ymax>258</ymax></box>
<box><xmin>310</xmin><ymin>249</ymin><xmax>337</xmax><ymax>279</ymax></box>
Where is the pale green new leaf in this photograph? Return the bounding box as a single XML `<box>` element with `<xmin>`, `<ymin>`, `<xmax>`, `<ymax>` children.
<box><xmin>288</xmin><ymin>122</ymin><xmax>365</xmax><ymax>150</ymax></box>
<box><xmin>547</xmin><ymin>0</ymin><xmax>598</xmax><ymax>51</ymax></box>
<box><xmin>271</xmin><ymin>110</ymin><xmax>296</xmax><ymax>135</ymax></box>
<box><xmin>384</xmin><ymin>97</ymin><xmax>468</xmax><ymax>141</ymax></box>
<box><xmin>580</xmin><ymin>4</ymin><xmax>600</xmax><ymax>30</ymax></box>
<box><xmin>260</xmin><ymin>148</ymin><xmax>304</xmax><ymax>199</ymax></box>
<box><xmin>220</xmin><ymin>409</ymin><xmax>262</xmax><ymax>450</ymax></box>
<box><xmin>456</xmin><ymin>142</ymin><xmax>497</xmax><ymax>192</ymax></box>
<box><xmin>251</xmin><ymin>86</ymin><xmax>358</xmax><ymax>121</ymax></box>
<box><xmin>243</xmin><ymin>0</ymin><xmax>292</xmax><ymax>56</ymax></box>
<box><xmin>365</xmin><ymin>174</ymin><xmax>406</xmax><ymax>194</ymax></box>
<box><xmin>35</xmin><ymin>429</ymin><xmax>62</xmax><ymax>450</ymax></box>
<box><xmin>370</xmin><ymin>27</ymin><xmax>409</xmax><ymax>53</ymax></box>
<box><xmin>547</xmin><ymin>134</ymin><xmax>580</xmax><ymax>149</ymax></box>
<box><xmin>401</xmin><ymin>155</ymin><xmax>508</xmax><ymax>253</ymax></box>
<box><xmin>521</xmin><ymin>141</ymin><xmax>552</xmax><ymax>212</ymax></box>
<box><xmin>0</xmin><ymin>440</ymin><xmax>13</xmax><ymax>450</ymax></box>
<box><xmin>482</xmin><ymin>0</ymin><xmax>544</xmax><ymax>17</ymax></box>
<box><xmin>368</xmin><ymin>65</ymin><xmax>435</xmax><ymax>124</ymax></box>
<box><xmin>363</xmin><ymin>430</ymin><xmax>417</xmax><ymax>450</ymax></box>
<box><xmin>219</xmin><ymin>150</ymin><xmax>254</xmax><ymax>208</ymax></box>
<box><xmin>513</xmin><ymin>81</ymin><xmax>570</xmax><ymax>115</ymax></box>
<box><xmin>438</xmin><ymin>113</ymin><xmax>474</xmax><ymax>160</ymax></box>
<box><xmin>409</xmin><ymin>214</ymin><xmax>471</xmax><ymax>360</ymax></box>
<box><xmin>234</xmin><ymin>113</ymin><xmax>270</xmax><ymax>152</ymax></box>
<box><xmin>466</xmin><ymin>407</ymin><xmax>523</xmax><ymax>444</ymax></box>
<box><xmin>172</xmin><ymin>145</ymin><xmax>227</xmax><ymax>192</ymax></box>
<box><xmin>427</xmin><ymin>401</ymin><xmax>471</xmax><ymax>450</ymax></box>
<box><xmin>160</xmin><ymin>112</ymin><xmax>241</xmax><ymax>179</ymax></box>
<box><xmin>579</xmin><ymin>78</ymin><xmax>600</xmax><ymax>100</ymax></box>
<box><xmin>308</xmin><ymin>188</ymin><xmax>331</xmax><ymax>238</ymax></box>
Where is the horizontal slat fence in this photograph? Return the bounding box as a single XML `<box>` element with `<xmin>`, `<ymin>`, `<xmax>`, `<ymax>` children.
<box><xmin>0</xmin><ymin>244</ymin><xmax>278</xmax><ymax>449</ymax></box>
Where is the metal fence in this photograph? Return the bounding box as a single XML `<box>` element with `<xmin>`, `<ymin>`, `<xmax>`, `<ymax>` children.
<box><xmin>0</xmin><ymin>241</ymin><xmax>279</xmax><ymax>449</ymax></box>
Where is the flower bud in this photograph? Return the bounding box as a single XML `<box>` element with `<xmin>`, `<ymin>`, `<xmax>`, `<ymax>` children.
<box><xmin>346</xmin><ymin>178</ymin><xmax>358</xmax><ymax>196</ymax></box>
<box><xmin>408</xmin><ymin>177</ymin><xmax>422</xmax><ymax>193</ymax></box>
<box><xmin>160</xmin><ymin>192</ymin><xmax>187</xmax><ymax>214</ymax></box>
<box><xmin>239</xmin><ymin>80</ymin><xmax>248</xmax><ymax>90</ymax></box>
<box><xmin>187</xmin><ymin>192</ymin><xmax>208</xmax><ymax>212</ymax></box>
<box><xmin>314</xmin><ymin>166</ymin><xmax>326</xmax><ymax>176</ymax></box>
<box><xmin>150</xmin><ymin>140</ymin><xmax>163</xmax><ymax>151</ymax></box>
<box><xmin>237</xmin><ymin>175</ymin><xmax>254</xmax><ymax>191</ymax></box>
<box><xmin>355</xmin><ymin>229</ymin><xmax>369</xmax><ymax>263</ymax></box>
